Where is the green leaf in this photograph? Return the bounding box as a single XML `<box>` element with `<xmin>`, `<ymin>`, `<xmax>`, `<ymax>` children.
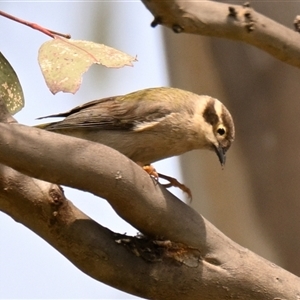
<box><xmin>38</xmin><ymin>37</ymin><xmax>137</xmax><ymax>94</ymax></box>
<box><xmin>0</xmin><ymin>52</ymin><xmax>24</xmax><ymax>115</ymax></box>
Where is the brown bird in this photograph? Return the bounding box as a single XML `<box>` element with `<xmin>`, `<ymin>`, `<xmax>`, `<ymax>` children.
<box><xmin>37</xmin><ymin>87</ymin><xmax>235</xmax><ymax>196</ymax></box>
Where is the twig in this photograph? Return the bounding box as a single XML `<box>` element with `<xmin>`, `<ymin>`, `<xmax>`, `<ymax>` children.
<box><xmin>0</xmin><ymin>10</ymin><xmax>71</xmax><ymax>39</ymax></box>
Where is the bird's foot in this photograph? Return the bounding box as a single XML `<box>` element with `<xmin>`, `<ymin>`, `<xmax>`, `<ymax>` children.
<box><xmin>142</xmin><ymin>164</ymin><xmax>159</xmax><ymax>179</ymax></box>
<box><xmin>138</xmin><ymin>163</ymin><xmax>192</xmax><ymax>199</ymax></box>
<box><xmin>157</xmin><ymin>172</ymin><xmax>192</xmax><ymax>200</ymax></box>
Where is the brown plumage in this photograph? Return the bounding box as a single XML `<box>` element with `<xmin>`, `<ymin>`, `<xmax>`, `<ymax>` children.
<box><xmin>37</xmin><ymin>87</ymin><xmax>235</xmax><ymax>166</ymax></box>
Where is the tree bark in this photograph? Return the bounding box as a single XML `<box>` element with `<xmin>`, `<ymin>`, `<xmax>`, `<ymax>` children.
<box><xmin>209</xmin><ymin>3</ymin><xmax>300</xmax><ymax>274</ymax></box>
<box><xmin>141</xmin><ymin>0</ymin><xmax>300</xmax><ymax>276</ymax></box>
<box><xmin>141</xmin><ymin>0</ymin><xmax>300</xmax><ymax>69</ymax></box>
<box><xmin>0</xmin><ymin>117</ymin><xmax>299</xmax><ymax>299</ymax></box>
<box><xmin>1</xmin><ymin>1</ymin><xmax>300</xmax><ymax>298</ymax></box>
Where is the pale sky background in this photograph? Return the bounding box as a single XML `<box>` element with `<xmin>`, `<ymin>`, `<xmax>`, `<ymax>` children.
<box><xmin>0</xmin><ymin>1</ymin><xmax>185</xmax><ymax>299</ymax></box>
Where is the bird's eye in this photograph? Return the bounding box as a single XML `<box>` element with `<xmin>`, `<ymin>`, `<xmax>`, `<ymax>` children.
<box><xmin>216</xmin><ymin>125</ymin><xmax>226</xmax><ymax>136</ymax></box>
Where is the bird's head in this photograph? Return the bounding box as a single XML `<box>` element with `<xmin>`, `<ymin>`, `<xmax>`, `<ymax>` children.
<box><xmin>200</xmin><ymin>97</ymin><xmax>235</xmax><ymax>166</ymax></box>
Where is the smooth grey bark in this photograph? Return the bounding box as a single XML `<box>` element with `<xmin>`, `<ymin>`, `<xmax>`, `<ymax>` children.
<box><xmin>141</xmin><ymin>0</ymin><xmax>300</xmax><ymax>69</ymax></box>
<box><xmin>1</xmin><ymin>1</ymin><xmax>300</xmax><ymax>298</ymax></box>
<box><xmin>0</xmin><ymin>120</ymin><xmax>299</xmax><ymax>298</ymax></box>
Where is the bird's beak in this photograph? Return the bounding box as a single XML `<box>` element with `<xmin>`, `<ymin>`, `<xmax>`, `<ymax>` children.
<box><xmin>214</xmin><ymin>145</ymin><xmax>226</xmax><ymax>166</ymax></box>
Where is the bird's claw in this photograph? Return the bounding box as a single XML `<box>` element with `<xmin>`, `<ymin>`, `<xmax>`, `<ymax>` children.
<box><xmin>142</xmin><ymin>164</ymin><xmax>159</xmax><ymax>179</ymax></box>
<box><xmin>139</xmin><ymin>163</ymin><xmax>192</xmax><ymax>199</ymax></box>
<box><xmin>157</xmin><ymin>173</ymin><xmax>192</xmax><ymax>199</ymax></box>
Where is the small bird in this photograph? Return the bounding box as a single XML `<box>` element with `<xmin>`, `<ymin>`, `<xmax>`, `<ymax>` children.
<box><xmin>37</xmin><ymin>87</ymin><xmax>235</xmax><ymax>194</ymax></box>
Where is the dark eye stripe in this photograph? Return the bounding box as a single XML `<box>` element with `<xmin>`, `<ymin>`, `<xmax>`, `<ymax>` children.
<box><xmin>203</xmin><ymin>99</ymin><xmax>219</xmax><ymax>126</ymax></box>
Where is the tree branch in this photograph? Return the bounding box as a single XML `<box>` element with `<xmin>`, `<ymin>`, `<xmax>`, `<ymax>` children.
<box><xmin>140</xmin><ymin>0</ymin><xmax>300</xmax><ymax>69</ymax></box>
<box><xmin>0</xmin><ymin>122</ymin><xmax>299</xmax><ymax>299</ymax></box>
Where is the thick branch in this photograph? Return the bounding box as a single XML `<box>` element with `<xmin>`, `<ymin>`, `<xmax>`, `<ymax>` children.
<box><xmin>141</xmin><ymin>0</ymin><xmax>300</xmax><ymax>69</ymax></box>
<box><xmin>0</xmin><ymin>123</ymin><xmax>299</xmax><ymax>299</ymax></box>
<box><xmin>0</xmin><ymin>167</ymin><xmax>155</xmax><ymax>297</ymax></box>
<box><xmin>0</xmin><ymin>124</ymin><xmax>222</xmax><ymax>251</ymax></box>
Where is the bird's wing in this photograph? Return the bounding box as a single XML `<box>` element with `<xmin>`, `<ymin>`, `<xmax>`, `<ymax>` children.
<box><xmin>38</xmin><ymin>89</ymin><xmax>180</xmax><ymax>131</ymax></box>
<box><xmin>36</xmin><ymin>97</ymin><xmax>117</xmax><ymax>119</ymax></box>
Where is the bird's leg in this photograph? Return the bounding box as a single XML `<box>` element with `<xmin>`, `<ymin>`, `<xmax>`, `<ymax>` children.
<box><xmin>135</xmin><ymin>162</ymin><xmax>159</xmax><ymax>183</ymax></box>
<box><xmin>157</xmin><ymin>173</ymin><xmax>192</xmax><ymax>199</ymax></box>
<box><xmin>141</xmin><ymin>164</ymin><xmax>159</xmax><ymax>179</ymax></box>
